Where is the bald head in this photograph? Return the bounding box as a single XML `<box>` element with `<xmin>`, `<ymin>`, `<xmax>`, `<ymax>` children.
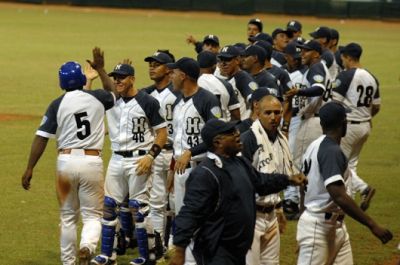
<box><xmin>258</xmin><ymin>95</ymin><xmax>282</xmax><ymax>110</ymax></box>
<box><xmin>257</xmin><ymin>95</ymin><xmax>283</xmax><ymax>135</ymax></box>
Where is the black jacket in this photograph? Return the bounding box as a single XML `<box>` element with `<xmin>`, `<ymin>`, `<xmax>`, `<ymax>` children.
<box><xmin>173</xmin><ymin>154</ymin><xmax>290</xmax><ymax>265</ymax></box>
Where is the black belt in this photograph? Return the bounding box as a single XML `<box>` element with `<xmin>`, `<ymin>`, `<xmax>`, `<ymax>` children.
<box><xmin>256</xmin><ymin>202</ymin><xmax>282</xmax><ymax>214</ymax></box>
<box><xmin>163</xmin><ymin>143</ymin><xmax>173</xmax><ymax>150</ymax></box>
<box><xmin>348</xmin><ymin>120</ymin><xmax>369</xmax><ymax>124</ymax></box>
<box><xmin>114</xmin><ymin>150</ymin><xmax>146</xmax><ymax>157</ymax></box>
<box><xmin>325</xmin><ymin>212</ymin><xmax>345</xmax><ymax>222</ymax></box>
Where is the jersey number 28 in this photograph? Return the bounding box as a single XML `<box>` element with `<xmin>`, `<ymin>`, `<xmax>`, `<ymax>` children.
<box><xmin>357</xmin><ymin>85</ymin><xmax>374</xmax><ymax>107</ymax></box>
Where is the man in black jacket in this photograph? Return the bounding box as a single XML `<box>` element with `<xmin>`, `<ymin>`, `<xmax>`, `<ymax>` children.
<box><xmin>169</xmin><ymin>119</ymin><xmax>306</xmax><ymax>265</ymax></box>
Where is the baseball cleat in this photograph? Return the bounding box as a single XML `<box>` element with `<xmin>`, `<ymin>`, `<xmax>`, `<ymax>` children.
<box><xmin>90</xmin><ymin>254</ymin><xmax>117</xmax><ymax>265</ymax></box>
<box><xmin>360</xmin><ymin>186</ymin><xmax>375</xmax><ymax>211</ymax></box>
<box><xmin>79</xmin><ymin>247</ymin><xmax>91</xmax><ymax>265</ymax></box>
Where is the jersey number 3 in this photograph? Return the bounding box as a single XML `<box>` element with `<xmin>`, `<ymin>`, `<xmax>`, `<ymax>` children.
<box><xmin>74</xmin><ymin>112</ymin><xmax>91</xmax><ymax>140</ymax></box>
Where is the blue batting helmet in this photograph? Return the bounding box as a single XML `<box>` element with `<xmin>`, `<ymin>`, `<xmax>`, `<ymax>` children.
<box><xmin>59</xmin><ymin>61</ymin><xmax>87</xmax><ymax>90</ymax></box>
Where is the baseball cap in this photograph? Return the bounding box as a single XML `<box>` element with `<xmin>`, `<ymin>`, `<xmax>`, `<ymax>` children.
<box><xmin>319</xmin><ymin>102</ymin><xmax>351</xmax><ymax>129</ymax></box>
<box><xmin>249</xmin><ymin>32</ymin><xmax>273</xmax><ymax>45</ymax></box>
<box><xmin>340</xmin><ymin>42</ymin><xmax>362</xmax><ymax>59</ymax></box>
<box><xmin>218</xmin><ymin>45</ymin><xmax>241</xmax><ymax>59</ymax></box>
<box><xmin>284</xmin><ymin>41</ymin><xmax>302</xmax><ymax>59</ymax></box>
<box><xmin>309</xmin><ymin>26</ymin><xmax>331</xmax><ymax>40</ymax></box>
<box><xmin>203</xmin><ymin>34</ymin><xmax>220</xmax><ymax>46</ymax></box>
<box><xmin>297</xmin><ymin>40</ymin><xmax>322</xmax><ymax>54</ymax></box>
<box><xmin>144</xmin><ymin>51</ymin><xmax>173</xmax><ymax>64</ymax></box>
<box><xmin>244</xmin><ymin>45</ymin><xmax>267</xmax><ymax>63</ymax></box>
<box><xmin>250</xmin><ymin>87</ymin><xmax>271</xmax><ymax>103</ymax></box>
<box><xmin>108</xmin><ymin>64</ymin><xmax>135</xmax><ymax>77</ymax></box>
<box><xmin>233</xmin><ymin>43</ymin><xmax>247</xmax><ymax>56</ymax></box>
<box><xmin>254</xmin><ymin>40</ymin><xmax>273</xmax><ymax>60</ymax></box>
<box><xmin>286</xmin><ymin>20</ymin><xmax>302</xmax><ymax>32</ymax></box>
<box><xmin>248</xmin><ymin>18</ymin><xmax>263</xmax><ymax>32</ymax></box>
<box><xmin>166</xmin><ymin>57</ymin><xmax>200</xmax><ymax>80</ymax></box>
<box><xmin>201</xmin><ymin>119</ymin><xmax>239</xmax><ymax>148</ymax></box>
<box><xmin>272</xmin><ymin>28</ymin><xmax>293</xmax><ymax>39</ymax></box>
<box><xmin>197</xmin><ymin>51</ymin><xmax>217</xmax><ymax>68</ymax></box>
<box><xmin>330</xmin><ymin>28</ymin><xmax>339</xmax><ymax>40</ymax></box>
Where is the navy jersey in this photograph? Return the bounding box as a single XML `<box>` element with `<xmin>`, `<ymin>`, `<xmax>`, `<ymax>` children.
<box><xmin>332</xmin><ymin>68</ymin><xmax>380</xmax><ymax>122</ymax></box>
<box><xmin>37</xmin><ymin>89</ymin><xmax>115</xmax><ymax>150</ymax></box>
<box><xmin>229</xmin><ymin>70</ymin><xmax>258</xmax><ymax>119</ymax></box>
<box><xmin>106</xmin><ymin>90</ymin><xmax>166</xmax><ymax>151</ymax></box>
<box><xmin>253</xmin><ymin>70</ymin><xmax>280</xmax><ymax>97</ymax></box>
<box><xmin>267</xmin><ymin>65</ymin><xmax>293</xmax><ymax>97</ymax></box>
<box><xmin>172</xmin><ymin>88</ymin><xmax>221</xmax><ymax>160</ymax></box>
<box><xmin>271</xmin><ymin>50</ymin><xmax>287</xmax><ymax>67</ymax></box>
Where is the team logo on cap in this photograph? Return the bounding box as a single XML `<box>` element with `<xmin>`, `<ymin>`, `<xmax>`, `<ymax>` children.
<box><xmin>154</xmin><ymin>52</ymin><xmax>160</xmax><ymax>56</ymax></box>
<box><xmin>211</xmin><ymin>106</ymin><xmax>222</xmax><ymax>118</ymax></box>
<box><xmin>249</xmin><ymin>81</ymin><xmax>258</xmax><ymax>91</ymax></box>
<box><xmin>313</xmin><ymin>74</ymin><xmax>324</xmax><ymax>83</ymax></box>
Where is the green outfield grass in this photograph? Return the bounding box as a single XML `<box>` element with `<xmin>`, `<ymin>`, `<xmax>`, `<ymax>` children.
<box><xmin>0</xmin><ymin>3</ymin><xmax>399</xmax><ymax>264</ymax></box>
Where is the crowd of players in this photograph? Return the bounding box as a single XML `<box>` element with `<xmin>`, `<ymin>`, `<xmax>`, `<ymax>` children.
<box><xmin>22</xmin><ymin>17</ymin><xmax>393</xmax><ymax>265</ymax></box>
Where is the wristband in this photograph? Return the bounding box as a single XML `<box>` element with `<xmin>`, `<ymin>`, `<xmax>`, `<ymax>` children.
<box><xmin>148</xmin><ymin>144</ymin><xmax>161</xmax><ymax>159</ymax></box>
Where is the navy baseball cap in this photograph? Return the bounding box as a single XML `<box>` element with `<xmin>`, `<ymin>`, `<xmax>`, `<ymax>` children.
<box><xmin>166</xmin><ymin>57</ymin><xmax>200</xmax><ymax>80</ymax></box>
<box><xmin>340</xmin><ymin>42</ymin><xmax>362</xmax><ymax>59</ymax></box>
<box><xmin>108</xmin><ymin>64</ymin><xmax>135</xmax><ymax>76</ymax></box>
<box><xmin>330</xmin><ymin>28</ymin><xmax>339</xmax><ymax>41</ymax></box>
<box><xmin>233</xmin><ymin>43</ymin><xmax>247</xmax><ymax>56</ymax></box>
<box><xmin>250</xmin><ymin>87</ymin><xmax>271</xmax><ymax>103</ymax></box>
<box><xmin>254</xmin><ymin>40</ymin><xmax>273</xmax><ymax>60</ymax></box>
<box><xmin>197</xmin><ymin>51</ymin><xmax>217</xmax><ymax>68</ymax></box>
<box><xmin>144</xmin><ymin>51</ymin><xmax>173</xmax><ymax>64</ymax></box>
<box><xmin>218</xmin><ymin>45</ymin><xmax>241</xmax><ymax>59</ymax></box>
<box><xmin>272</xmin><ymin>28</ymin><xmax>293</xmax><ymax>39</ymax></box>
<box><xmin>309</xmin><ymin>26</ymin><xmax>331</xmax><ymax>40</ymax></box>
<box><xmin>284</xmin><ymin>41</ymin><xmax>302</xmax><ymax>59</ymax></box>
<box><xmin>249</xmin><ymin>32</ymin><xmax>273</xmax><ymax>45</ymax></box>
<box><xmin>203</xmin><ymin>34</ymin><xmax>220</xmax><ymax>46</ymax></box>
<box><xmin>248</xmin><ymin>18</ymin><xmax>263</xmax><ymax>32</ymax></box>
<box><xmin>297</xmin><ymin>40</ymin><xmax>322</xmax><ymax>54</ymax></box>
<box><xmin>287</xmin><ymin>20</ymin><xmax>302</xmax><ymax>32</ymax></box>
<box><xmin>244</xmin><ymin>45</ymin><xmax>267</xmax><ymax>63</ymax></box>
<box><xmin>201</xmin><ymin>119</ymin><xmax>239</xmax><ymax>148</ymax></box>
<box><xmin>319</xmin><ymin>102</ymin><xmax>351</xmax><ymax>129</ymax></box>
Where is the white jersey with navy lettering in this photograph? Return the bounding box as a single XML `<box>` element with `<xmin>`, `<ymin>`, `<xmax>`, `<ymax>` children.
<box><xmin>298</xmin><ymin>61</ymin><xmax>331</xmax><ymax>116</ymax></box>
<box><xmin>172</xmin><ymin>87</ymin><xmax>221</xmax><ymax>160</ymax></box>
<box><xmin>302</xmin><ymin>135</ymin><xmax>350</xmax><ymax>213</ymax></box>
<box><xmin>106</xmin><ymin>90</ymin><xmax>166</xmax><ymax>151</ymax></box>
<box><xmin>37</xmin><ymin>89</ymin><xmax>115</xmax><ymax>149</ymax></box>
<box><xmin>286</xmin><ymin>65</ymin><xmax>308</xmax><ymax>115</ymax></box>
<box><xmin>198</xmin><ymin>73</ymin><xmax>240</xmax><ymax>122</ymax></box>
<box><xmin>144</xmin><ymin>83</ymin><xmax>178</xmax><ymax>141</ymax></box>
<box><xmin>332</xmin><ymin>68</ymin><xmax>380</xmax><ymax>122</ymax></box>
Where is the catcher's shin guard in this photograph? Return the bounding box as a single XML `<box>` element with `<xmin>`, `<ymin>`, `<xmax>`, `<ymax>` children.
<box><xmin>100</xmin><ymin>197</ymin><xmax>118</xmax><ymax>257</ymax></box>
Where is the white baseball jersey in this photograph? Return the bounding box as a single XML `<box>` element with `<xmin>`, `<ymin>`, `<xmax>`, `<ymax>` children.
<box><xmin>228</xmin><ymin>70</ymin><xmax>258</xmax><ymax>119</ymax></box>
<box><xmin>172</xmin><ymin>87</ymin><xmax>221</xmax><ymax>160</ymax></box>
<box><xmin>106</xmin><ymin>90</ymin><xmax>166</xmax><ymax>151</ymax></box>
<box><xmin>198</xmin><ymin>73</ymin><xmax>240</xmax><ymax>121</ymax></box>
<box><xmin>37</xmin><ymin>89</ymin><xmax>115</xmax><ymax>149</ymax></box>
<box><xmin>298</xmin><ymin>61</ymin><xmax>331</xmax><ymax>116</ymax></box>
<box><xmin>144</xmin><ymin>83</ymin><xmax>178</xmax><ymax>141</ymax></box>
<box><xmin>302</xmin><ymin>135</ymin><xmax>350</xmax><ymax>214</ymax></box>
<box><xmin>286</xmin><ymin>65</ymin><xmax>308</xmax><ymax>116</ymax></box>
<box><xmin>332</xmin><ymin>68</ymin><xmax>380</xmax><ymax>122</ymax></box>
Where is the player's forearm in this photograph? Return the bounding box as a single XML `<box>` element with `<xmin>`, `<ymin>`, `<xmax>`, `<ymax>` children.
<box><xmin>97</xmin><ymin>68</ymin><xmax>116</xmax><ymax>94</ymax></box>
<box><xmin>297</xmin><ymin>86</ymin><xmax>324</xmax><ymax>97</ymax></box>
<box><xmin>154</xmin><ymin>127</ymin><xmax>168</xmax><ymax>150</ymax></box>
<box><xmin>25</xmin><ymin>135</ymin><xmax>49</xmax><ymax>171</ymax></box>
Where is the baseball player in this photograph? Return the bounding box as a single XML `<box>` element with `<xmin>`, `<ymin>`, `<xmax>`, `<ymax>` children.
<box><xmin>249</xmin><ymin>32</ymin><xmax>273</xmax><ymax>45</ymax></box>
<box><xmin>143</xmin><ymin>50</ymin><xmax>178</xmax><ymax>253</ymax></box>
<box><xmin>285</xmin><ymin>40</ymin><xmax>331</xmax><ymax>170</ymax></box>
<box><xmin>332</xmin><ymin>43</ymin><xmax>379</xmax><ymax>210</ymax></box>
<box><xmin>21</xmin><ymin>61</ymin><xmax>115</xmax><ymax>265</ymax></box>
<box><xmin>197</xmin><ymin>50</ymin><xmax>241</xmax><ymax>121</ymax></box>
<box><xmin>271</xmin><ymin>28</ymin><xmax>292</xmax><ymax>67</ymax></box>
<box><xmin>297</xmin><ymin>102</ymin><xmax>392</xmax><ymax>265</ymax></box>
<box><xmin>218</xmin><ymin>45</ymin><xmax>258</xmax><ymax>119</ymax></box>
<box><xmin>88</xmin><ymin>47</ymin><xmax>168</xmax><ymax>265</ymax></box>
<box><xmin>247</xmin><ymin>18</ymin><xmax>263</xmax><ymax>39</ymax></box>
<box><xmin>241</xmin><ymin>95</ymin><xmax>299</xmax><ymax>265</ymax></box>
<box><xmin>286</xmin><ymin>20</ymin><xmax>303</xmax><ymax>40</ymax></box>
<box><xmin>186</xmin><ymin>34</ymin><xmax>220</xmax><ymax>54</ymax></box>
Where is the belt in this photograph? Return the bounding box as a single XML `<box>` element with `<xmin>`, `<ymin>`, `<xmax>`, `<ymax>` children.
<box><xmin>59</xmin><ymin>149</ymin><xmax>100</xmax><ymax>156</ymax></box>
<box><xmin>114</xmin><ymin>150</ymin><xmax>146</xmax><ymax>158</ymax></box>
<box><xmin>325</xmin><ymin>212</ymin><xmax>345</xmax><ymax>222</ymax></box>
<box><xmin>256</xmin><ymin>202</ymin><xmax>282</xmax><ymax>214</ymax></box>
<box><xmin>348</xmin><ymin>120</ymin><xmax>370</xmax><ymax>124</ymax></box>
<box><xmin>163</xmin><ymin>143</ymin><xmax>173</xmax><ymax>151</ymax></box>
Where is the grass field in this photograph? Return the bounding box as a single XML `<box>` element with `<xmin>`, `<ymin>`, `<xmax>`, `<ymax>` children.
<box><xmin>0</xmin><ymin>2</ymin><xmax>399</xmax><ymax>264</ymax></box>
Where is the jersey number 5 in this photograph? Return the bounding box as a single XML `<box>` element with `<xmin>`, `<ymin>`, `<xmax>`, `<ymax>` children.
<box><xmin>74</xmin><ymin>112</ymin><xmax>91</xmax><ymax>140</ymax></box>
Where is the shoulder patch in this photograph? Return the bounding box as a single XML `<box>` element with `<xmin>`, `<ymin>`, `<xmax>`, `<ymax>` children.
<box><xmin>40</xmin><ymin>116</ymin><xmax>48</xmax><ymax>126</ymax></box>
<box><xmin>249</xmin><ymin>81</ymin><xmax>258</xmax><ymax>91</ymax></box>
<box><xmin>313</xmin><ymin>74</ymin><xmax>324</xmax><ymax>83</ymax></box>
<box><xmin>211</xmin><ymin>106</ymin><xmax>222</xmax><ymax>118</ymax></box>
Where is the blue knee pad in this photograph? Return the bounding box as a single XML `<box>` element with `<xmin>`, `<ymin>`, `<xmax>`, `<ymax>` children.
<box><xmin>129</xmin><ymin>199</ymin><xmax>147</xmax><ymax>223</ymax></box>
<box><xmin>101</xmin><ymin>196</ymin><xmax>118</xmax><ymax>257</ymax></box>
<box><xmin>119</xmin><ymin>206</ymin><xmax>134</xmax><ymax>237</ymax></box>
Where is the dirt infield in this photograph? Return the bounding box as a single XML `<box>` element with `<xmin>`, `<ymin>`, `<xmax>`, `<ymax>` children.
<box><xmin>0</xmin><ymin>113</ymin><xmax>40</xmax><ymax>122</ymax></box>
